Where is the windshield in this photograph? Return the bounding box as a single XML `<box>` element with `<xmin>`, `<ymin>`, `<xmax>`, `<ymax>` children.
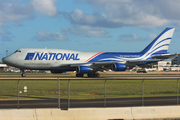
<box><xmin>14</xmin><ymin>49</ymin><xmax>21</xmax><ymax>53</ymax></box>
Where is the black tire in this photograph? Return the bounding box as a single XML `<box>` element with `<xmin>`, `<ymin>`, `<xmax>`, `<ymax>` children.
<box><xmin>76</xmin><ymin>74</ymin><xmax>80</xmax><ymax>77</ymax></box>
<box><xmin>79</xmin><ymin>74</ymin><xmax>84</xmax><ymax>77</ymax></box>
<box><xmin>76</xmin><ymin>74</ymin><xmax>84</xmax><ymax>77</ymax></box>
<box><xmin>95</xmin><ymin>73</ymin><xmax>100</xmax><ymax>77</ymax></box>
<box><xmin>21</xmin><ymin>73</ymin><xmax>26</xmax><ymax>77</ymax></box>
<box><xmin>87</xmin><ymin>73</ymin><xmax>93</xmax><ymax>77</ymax></box>
<box><xmin>88</xmin><ymin>73</ymin><xmax>100</xmax><ymax>77</ymax></box>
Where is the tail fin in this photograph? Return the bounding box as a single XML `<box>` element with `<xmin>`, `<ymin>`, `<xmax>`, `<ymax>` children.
<box><xmin>140</xmin><ymin>27</ymin><xmax>175</xmax><ymax>54</ymax></box>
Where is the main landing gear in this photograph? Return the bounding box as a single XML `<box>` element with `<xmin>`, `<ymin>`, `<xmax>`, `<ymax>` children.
<box><xmin>21</xmin><ymin>69</ymin><xmax>26</xmax><ymax>77</ymax></box>
<box><xmin>87</xmin><ymin>73</ymin><xmax>100</xmax><ymax>77</ymax></box>
<box><xmin>76</xmin><ymin>72</ymin><xmax>100</xmax><ymax>77</ymax></box>
<box><xmin>76</xmin><ymin>73</ymin><xmax>84</xmax><ymax>77</ymax></box>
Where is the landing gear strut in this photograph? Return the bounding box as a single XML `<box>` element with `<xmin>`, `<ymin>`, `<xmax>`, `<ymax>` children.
<box><xmin>21</xmin><ymin>69</ymin><xmax>26</xmax><ymax>77</ymax></box>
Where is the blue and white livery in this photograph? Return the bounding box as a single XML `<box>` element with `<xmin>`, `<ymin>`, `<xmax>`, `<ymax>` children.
<box><xmin>3</xmin><ymin>28</ymin><xmax>176</xmax><ymax>77</ymax></box>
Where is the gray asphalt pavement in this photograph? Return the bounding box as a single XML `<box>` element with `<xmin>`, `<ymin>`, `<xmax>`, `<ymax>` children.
<box><xmin>0</xmin><ymin>96</ymin><xmax>179</xmax><ymax>109</ymax></box>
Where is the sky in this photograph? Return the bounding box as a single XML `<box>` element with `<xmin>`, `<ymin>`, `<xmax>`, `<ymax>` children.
<box><xmin>1</xmin><ymin>0</ymin><xmax>180</xmax><ymax>61</ymax></box>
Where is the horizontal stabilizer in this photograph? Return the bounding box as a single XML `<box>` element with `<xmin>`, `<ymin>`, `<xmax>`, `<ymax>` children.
<box><xmin>152</xmin><ymin>53</ymin><xmax>180</xmax><ymax>60</ymax></box>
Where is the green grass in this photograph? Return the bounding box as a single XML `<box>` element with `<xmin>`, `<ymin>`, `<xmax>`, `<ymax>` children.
<box><xmin>0</xmin><ymin>72</ymin><xmax>180</xmax><ymax>100</ymax></box>
<box><xmin>1</xmin><ymin>72</ymin><xmax>180</xmax><ymax>77</ymax></box>
<box><xmin>0</xmin><ymin>78</ymin><xmax>179</xmax><ymax>100</ymax></box>
<box><xmin>0</xmin><ymin>73</ymin><xmax>76</xmax><ymax>77</ymax></box>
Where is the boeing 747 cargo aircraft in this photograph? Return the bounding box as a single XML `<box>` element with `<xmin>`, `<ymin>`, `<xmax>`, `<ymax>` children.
<box><xmin>3</xmin><ymin>28</ymin><xmax>177</xmax><ymax>77</ymax></box>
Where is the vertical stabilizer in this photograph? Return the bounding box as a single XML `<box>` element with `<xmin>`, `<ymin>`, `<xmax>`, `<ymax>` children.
<box><xmin>140</xmin><ymin>28</ymin><xmax>175</xmax><ymax>54</ymax></box>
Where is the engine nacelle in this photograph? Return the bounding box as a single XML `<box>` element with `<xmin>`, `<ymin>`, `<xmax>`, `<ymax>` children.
<box><xmin>112</xmin><ymin>63</ymin><xmax>126</xmax><ymax>71</ymax></box>
<box><xmin>77</xmin><ymin>66</ymin><xmax>91</xmax><ymax>74</ymax></box>
<box><xmin>51</xmin><ymin>70</ymin><xmax>64</xmax><ymax>73</ymax></box>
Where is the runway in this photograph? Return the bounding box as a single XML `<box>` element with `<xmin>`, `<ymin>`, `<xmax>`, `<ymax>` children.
<box><xmin>0</xmin><ymin>96</ymin><xmax>179</xmax><ymax>109</ymax></box>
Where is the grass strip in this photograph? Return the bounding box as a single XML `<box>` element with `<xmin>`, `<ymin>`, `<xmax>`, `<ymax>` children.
<box><xmin>0</xmin><ymin>79</ymin><xmax>179</xmax><ymax>100</ymax></box>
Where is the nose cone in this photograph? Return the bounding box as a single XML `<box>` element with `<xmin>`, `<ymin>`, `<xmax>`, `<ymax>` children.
<box><xmin>3</xmin><ymin>54</ymin><xmax>21</xmax><ymax>68</ymax></box>
<box><xmin>2</xmin><ymin>55</ymin><xmax>16</xmax><ymax>67</ymax></box>
<box><xmin>2</xmin><ymin>56</ymin><xmax>11</xmax><ymax>65</ymax></box>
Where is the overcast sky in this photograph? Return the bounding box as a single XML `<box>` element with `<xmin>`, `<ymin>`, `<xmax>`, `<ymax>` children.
<box><xmin>1</xmin><ymin>0</ymin><xmax>180</xmax><ymax>60</ymax></box>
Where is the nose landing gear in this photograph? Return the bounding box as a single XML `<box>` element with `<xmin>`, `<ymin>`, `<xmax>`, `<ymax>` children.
<box><xmin>21</xmin><ymin>69</ymin><xmax>26</xmax><ymax>77</ymax></box>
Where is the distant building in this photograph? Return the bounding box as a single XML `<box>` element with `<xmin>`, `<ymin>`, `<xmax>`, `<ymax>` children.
<box><xmin>0</xmin><ymin>64</ymin><xmax>8</xmax><ymax>72</ymax></box>
<box><xmin>158</xmin><ymin>61</ymin><xmax>171</xmax><ymax>71</ymax></box>
<box><xmin>0</xmin><ymin>64</ymin><xmax>7</xmax><ymax>68</ymax></box>
<box><xmin>158</xmin><ymin>61</ymin><xmax>171</xmax><ymax>67</ymax></box>
<box><xmin>172</xmin><ymin>56</ymin><xmax>180</xmax><ymax>64</ymax></box>
<box><xmin>157</xmin><ymin>60</ymin><xmax>180</xmax><ymax>71</ymax></box>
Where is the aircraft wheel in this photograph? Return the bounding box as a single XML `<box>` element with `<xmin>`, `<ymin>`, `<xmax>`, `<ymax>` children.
<box><xmin>87</xmin><ymin>73</ymin><xmax>93</xmax><ymax>77</ymax></box>
<box><xmin>21</xmin><ymin>73</ymin><xmax>26</xmax><ymax>77</ymax></box>
<box><xmin>79</xmin><ymin>74</ymin><xmax>84</xmax><ymax>77</ymax></box>
<box><xmin>76</xmin><ymin>74</ymin><xmax>84</xmax><ymax>77</ymax></box>
<box><xmin>95</xmin><ymin>73</ymin><xmax>100</xmax><ymax>77</ymax></box>
<box><xmin>76</xmin><ymin>74</ymin><xmax>80</xmax><ymax>77</ymax></box>
<box><xmin>88</xmin><ymin>73</ymin><xmax>100</xmax><ymax>77</ymax></box>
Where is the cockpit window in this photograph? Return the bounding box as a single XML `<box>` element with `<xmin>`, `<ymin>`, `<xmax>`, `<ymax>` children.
<box><xmin>14</xmin><ymin>50</ymin><xmax>21</xmax><ymax>53</ymax></box>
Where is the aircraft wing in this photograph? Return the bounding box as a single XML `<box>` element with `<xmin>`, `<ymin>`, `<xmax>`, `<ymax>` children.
<box><xmin>51</xmin><ymin>58</ymin><xmax>164</xmax><ymax>70</ymax></box>
<box><xmin>51</xmin><ymin>53</ymin><xmax>179</xmax><ymax>71</ymax></box>
<box><xmin>52</xmin><ymin>61</ymin><xmax>122</xmax><ymax>68</ymax></box>
<box><xmin>51</xmin><ymin>60</ymin><xmax>126</xmax><ymax>72</ymax></box>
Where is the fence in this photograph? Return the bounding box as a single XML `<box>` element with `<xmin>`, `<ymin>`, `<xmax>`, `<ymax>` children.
<box><xmin>0</xmin><ymin>77</ymin><xmax>179</xmax><ymax>109</ymax></box>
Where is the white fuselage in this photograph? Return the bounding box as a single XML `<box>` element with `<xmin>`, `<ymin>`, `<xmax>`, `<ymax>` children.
<box><xmin>4</xmin><ymin>48</ymin><xmax>98</xmax><ymax>70</ymax></box>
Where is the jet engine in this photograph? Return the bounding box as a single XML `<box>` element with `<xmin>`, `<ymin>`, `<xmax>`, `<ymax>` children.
<box><xmin>77</xmin><ymin>66</ymin><xmax>92</xmax><ymax>74</ymax></box>
<box><xmin>112</xmin><ymin>63</ymin><xmax>126</xmax><ymax>71</ymax></box>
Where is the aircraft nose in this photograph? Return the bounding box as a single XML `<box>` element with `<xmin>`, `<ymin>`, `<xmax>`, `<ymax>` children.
<box><xmin>2</xmin><ymin>56</ymin><xmax>11</xmax><ymax>64</ymax></box>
